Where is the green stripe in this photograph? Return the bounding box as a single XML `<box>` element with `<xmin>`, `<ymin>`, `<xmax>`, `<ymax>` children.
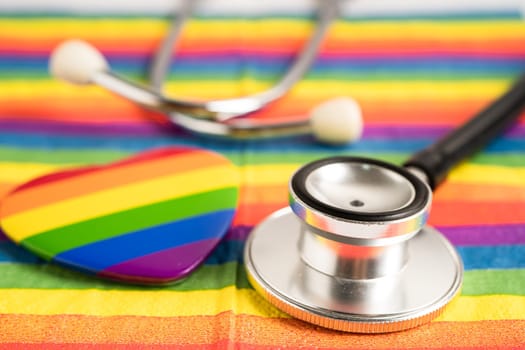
<box><xmin>0</xmin><ymin>147</ymin><xmax>130</xmax><ymax>164</ymax></box>
<box><xmin>0</xmin><ymin>262</ymin><xmax>250</xmax><ymax>290</ymax></box>
<box><xmin>0</xmin><ymin>263</ymin><xmax>522</xmax><ymax>295</ymax></box>
<box><xmin>462</xmin><ymin>269</ymin><xmax>525</xmax><ymax>296</ymax></box>
<box><xmin>0</xmin><ymin>147</ymin><xmax>524</xmax><ymax>166</ymax></box>
<box><xmin>470</xmin><ymin>153</ymin><xmax>525</xmax><ymax>167</ymax></box>
<box><xmin>0</xmin><ymin>71</ymin><xmax>517</xmax><ymax>82</ymax></box>
<box><xmin>243</xmin><ymin>152</ymin><xmax>407</xmax><ymax>165</ymax></box>
<box><xmin>0</xmin><ymin>147</ymin><xmax>242</xmax><ymax>166</ymax></box>
<box><xmin>21</xmin><ymin>187</ymin><xmax>238</xmax><ymax>260</ymax></box>
<box><xmin>243</xmin><ymin>152</ymin><xmax>525</xmax><ymax>167</ymax></box>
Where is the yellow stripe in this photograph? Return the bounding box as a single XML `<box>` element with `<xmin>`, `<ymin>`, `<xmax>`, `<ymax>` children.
<box><xmin>1</xmin><ymin>19</ymin><xmax>525</xmax><ymax>40</ymax></box>
<box><xmin>0</xmin><ymin>79</ymin><xmax>511</xmax><ymax>101</ymax></box>
<box><xmin>0</xmin><ymin>162</ymin><xmax>67</xmax><ymax>183</ymax></box>
<box><xmin>333</xmin><ymin>21</ymin><xmax>525</xmax><ymax>40</ymax></box>
<box><xmin>239</xmin><ymin>164</ymin><xmax>298</xmax><ymax>186</ymax></box>
<box><xmin>450</xmin><ymin>164</ymin><xmax>525</xmax><ymax>187</ymax></box>
<box><xmin>0</xmin><ymin>288</ymin><xmax>522</xmax><ymax>321</ymax></box>
<box><xmin>1</xmin><ymin>163</ymin><xmax>524</xmax><ymax>191</ymax></box>
<box><xmin>245</xmin><ymin>164</ymin><xmax>525</xmax><ymax>188</ymax></box>
<box><xmin>0</xmin><ymin>287</ymin><xmax>284</xmax><ymax>318</ymax></box>
<box><xmin>1</xmin><ymin>165</ymin><xmax>239</xmax><ymax>241</ymax></box>
<box><xmin>438</xmin><ymin>295</ymin><xmax>525</xmax><ymax>322</ymax></box>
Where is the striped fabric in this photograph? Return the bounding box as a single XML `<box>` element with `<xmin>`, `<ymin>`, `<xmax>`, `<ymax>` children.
<box><xmin>0</xmin><ymin>1</ymin><xmax>524</xmax><ymax>348</ymax></box>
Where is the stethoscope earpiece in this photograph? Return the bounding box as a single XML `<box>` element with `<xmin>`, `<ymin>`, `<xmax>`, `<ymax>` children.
<box><xmin>49</xmin><ymin>39</ymin><xmax>109</xmax><ymax>86</ymax></box>
<box><xmin>309</xmin><ymin>98</ymin><xmax>363</xmax><ymax>144</ymax></box>
<box><xmin>245</xmin><ymin>157</ymin><xmax>463</xmax><ymax>333</ymax></box>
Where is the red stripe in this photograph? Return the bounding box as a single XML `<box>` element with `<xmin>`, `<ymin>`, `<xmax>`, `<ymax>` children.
<box><xmin>13</xmin><ymin>147</ymin><xmax>195</xmax><ymax>193</ymax></box>
<box><xmin>3</xmin><ymin>37</ymin><xmax>525</xmax><ymax>58</ymax></box>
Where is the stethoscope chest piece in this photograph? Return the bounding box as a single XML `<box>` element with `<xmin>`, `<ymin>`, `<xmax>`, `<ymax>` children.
<box><xmin>244</xmin><ymin>157</ymin><xmax>463</xmax><ymax>333</ymax></box>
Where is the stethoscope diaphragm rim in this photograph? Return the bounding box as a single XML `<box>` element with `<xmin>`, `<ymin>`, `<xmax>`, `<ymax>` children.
<box><xmin>290</xmin><ymin>156</ymin><xmax>430</xmax><ymax>222</ymax></box>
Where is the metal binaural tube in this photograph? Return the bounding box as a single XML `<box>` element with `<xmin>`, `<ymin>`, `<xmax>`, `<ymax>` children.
<box><xmin>149</xmin><ymin>0</ymin><xmax>199</xmax><ymax>92</ymax></box>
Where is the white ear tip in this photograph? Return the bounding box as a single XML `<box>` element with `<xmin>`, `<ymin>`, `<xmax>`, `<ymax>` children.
<box><xmin>309</xmin><ymin>97</ymin><xmax>363</xmax><ymax>144</ymax></box>
<box><xmin>49</xmin><ymin>39</ymin><xmax>108</xmax><ymax>85</ymax></box>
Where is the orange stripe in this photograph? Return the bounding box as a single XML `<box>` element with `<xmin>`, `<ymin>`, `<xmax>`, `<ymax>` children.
<box><xmin>0</xmin><ymin>182</ymin><xmax>16</xmax><ymax>199</ymax></box>
<box><xmin>0</xmin><ymin>96</ymin><xmax>157</xmax><ymax>124</ymax></box>
<box><xmin>435</xmin><ymin>183</ymin><xmax>525</xmax><ymax>202</ymax></box>
<box><xmin>233</xmin><ymin>201</ymin><xmax>525</xmax><ymax>227</ymax></box>
<box><xmin>0</xmin><ymin>313</ymin><xmax>523</xmax><ymax>347</ymax></box>
<box><xmin>239</xmin><ymin>184</ymin><xmax>288</xmax><ymax>205</ymax></box>
<box><xmin>428</xmin><ymin>201</ymin><xmax>525</xmax><ymax>226</ymax></box>
<box><xmin>3</xmin><ymin>95</ymin><xmax>523</xmax><ymax>127</ymax></box>
<box><xmin>233</xmin><ymin>203</ymin><xmax>288</xmax><ymax>226</ymax></box>
<box><xmin>241</xmin><ymin>183</ymin><xmax>525</xmax><ymax>206</ymax></box>
<box><xmin>246</xmin><ymin>181</ymin><xmax>525</xmax><ymax>205</ymax></box>
<box><xmin>3</xmin><ymin>36</ymin><xmax>525</xmax><ymax>56</ymax></box>
<box><xmin>242</xmin><ymin>96</ymin><xmax>503</xmax><ymax>126</ymax></box>
<box><xmin>0</xmin><ymin>150</ymin><xmax>227</xmax><ymax>217</ymax></box>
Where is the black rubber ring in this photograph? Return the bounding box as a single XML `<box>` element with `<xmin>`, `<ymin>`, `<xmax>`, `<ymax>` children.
<box><xmin>290</xmin><ymin>156</ymin><xmax>430</xmax><ymax>222</ymax></box>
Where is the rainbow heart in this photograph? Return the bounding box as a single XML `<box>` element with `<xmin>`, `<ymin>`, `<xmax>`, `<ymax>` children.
<box><xmin>0</xmin><ymin>147</ymin><xmax>239</xmax><ymax>284</ymax></box>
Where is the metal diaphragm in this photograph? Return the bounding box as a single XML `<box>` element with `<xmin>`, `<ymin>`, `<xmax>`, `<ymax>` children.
<box><xmin>245</xmin><ymin>157</ymin><xmax>463</xmax><ymax>333</ymax></box>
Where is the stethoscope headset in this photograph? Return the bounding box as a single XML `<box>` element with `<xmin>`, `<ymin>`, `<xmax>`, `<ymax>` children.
<box><xmin>49</xmin><ymin>0</ymin><xmax>363</xmax><ymax>144</ymax></box>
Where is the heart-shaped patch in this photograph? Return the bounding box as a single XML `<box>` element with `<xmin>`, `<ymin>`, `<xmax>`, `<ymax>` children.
<box><xmin>0</xmin><ymin>147</ymin><xmax>239</xmax><ymax>284</ymax></box>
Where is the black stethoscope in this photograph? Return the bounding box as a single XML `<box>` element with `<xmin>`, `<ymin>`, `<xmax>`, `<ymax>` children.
<box><xmin>245</xmin><ymin>74</ymin><xmax>525</xmax><ymax>333</ymax></box>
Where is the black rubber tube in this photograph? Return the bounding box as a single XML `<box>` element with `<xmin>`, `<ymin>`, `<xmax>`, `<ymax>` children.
<box><xmin>403</xmin><ymin>74</ymin><xmax>525</xmax><ymax>190</ymax></box>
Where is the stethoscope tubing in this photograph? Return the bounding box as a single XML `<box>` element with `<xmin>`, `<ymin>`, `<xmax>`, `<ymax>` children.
<box><xmin>405</xmin><ymin>74</ymin><xmax>525</xmax><ymax>189</ymax></box>
<box><xmin>94</xmin><ymin>0</ymin><xmax>340</xmax><ymax>123</ymax></box>
<box><xmin>149</xmin><ymin>0</ymin><xmax>198</xmax><ymax>92</ymax></box>
<box><xmin>244</xmin><ymin>71</ymin><xmax>525</xmax><ymax>333</ymax></box>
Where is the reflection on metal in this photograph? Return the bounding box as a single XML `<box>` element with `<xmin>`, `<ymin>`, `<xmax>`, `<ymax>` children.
<box><xmin>245</xmin><ymin>157</ymin><xmax>463</xmax><ymax>333</ymax></box>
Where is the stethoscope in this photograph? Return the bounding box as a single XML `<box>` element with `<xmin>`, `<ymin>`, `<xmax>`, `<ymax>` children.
<box><xmin>41</xmin><ymin>0</ymin><xmax>525</xmax><ymax>333</ymax></box>
<box><xmin>245</xmin><ymin>74</ymin><xmax>525</xmax><ymax>333</ymax></box>
<box><xmin>49</xmin><ymin>0</ymin><xmax>363</xmax><ymax>144</ymax></box>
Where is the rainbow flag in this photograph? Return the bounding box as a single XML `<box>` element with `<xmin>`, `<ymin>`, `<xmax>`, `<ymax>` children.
<box><xmin>0</xmin><ymin>1</ymin><xmax>524</xmax><ymax>348</ymax></box>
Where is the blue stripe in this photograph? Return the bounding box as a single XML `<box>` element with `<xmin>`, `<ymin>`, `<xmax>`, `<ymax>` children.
<box><xmin>208</xmin><ymin>243</ymin><xmax>525</xmax><ymax>270</ymax></box>
<box><xmin>53</xmin><ymin>209</ymin><xmax>235</xmax><ymax>272</ymax></box>
<box><xmin>343</xmin><ymin>12</ymin><xmax>523</xmax><ymax>21</ymax></box>
<box><xmin>1</xmin><ymin>56</ymin><xmax>524</xmax><ymax>77</ymax></box>
<box><xmin>458</xmin><ymin>245</ymin><xmax>525</xmax><ymax>270</ymax></box>
<box><xmin>0</xmin><ymin>241</ymin><xmax>43</xmax><ymax>264</ymax></box>
<box><xmin>2</xmin><ymin>55</ymin><xmax>525</xmax><ymax>68</ymax></box>
<box><xmin>0</xmin><ymin>130</ymin><xmax>522</xmax><ymax>153</ymax></box>
<box><xmin>204</xmin><ymin>239</ymin><xmax>244</xmax><ymax>265</ymax></box>
<box><xmin>3</xmin><ymin>236</ymin><xmax>525</xmax><ymax>270</ymax></box>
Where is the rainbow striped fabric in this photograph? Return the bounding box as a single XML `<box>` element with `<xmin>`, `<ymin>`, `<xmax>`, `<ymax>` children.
<box><xmin>0</xmin><ymin>1</ymin><xmax>524</xmax><ymax>348</ymax></box>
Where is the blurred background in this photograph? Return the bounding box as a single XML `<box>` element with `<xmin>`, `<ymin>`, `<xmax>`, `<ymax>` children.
<box><xmin>0</xmin><ymin>0</ymin><xmax>524</xmax><ymax>348</ymax></box>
